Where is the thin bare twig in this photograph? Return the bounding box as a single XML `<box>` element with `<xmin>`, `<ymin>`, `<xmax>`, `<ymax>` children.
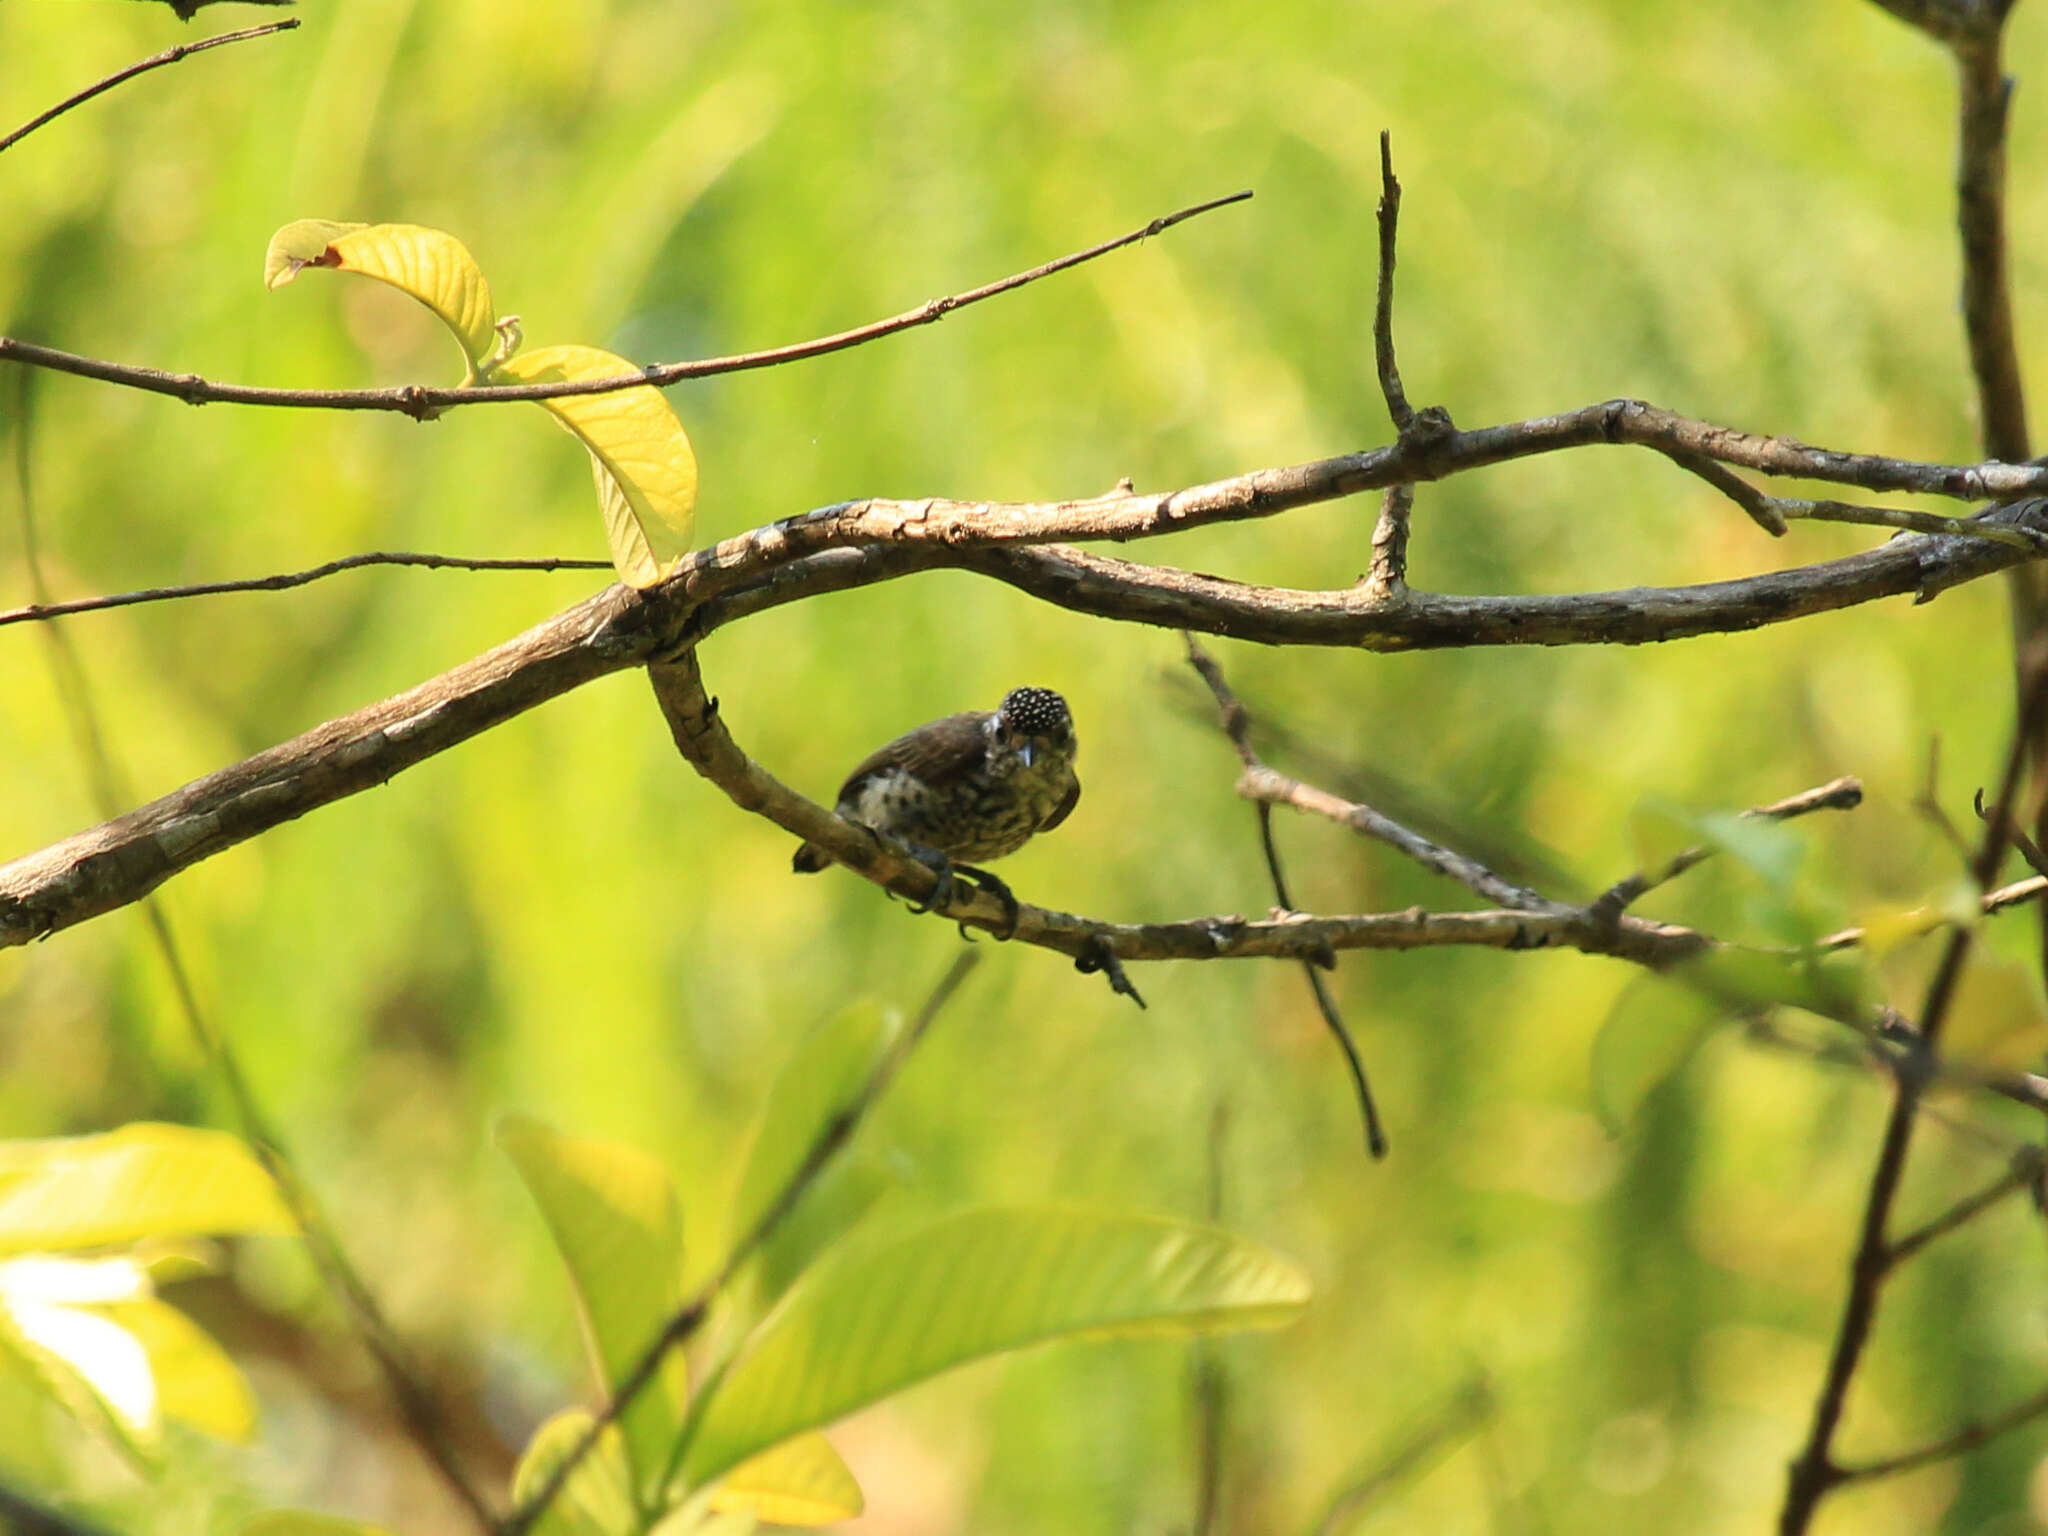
<box><xmin>1591</xmin><ymin>777</ymin><xmax>1863</xmax><ymax>920</ymax></box>
<box><xmin>1835</xmin><ymin>1383</ymin><xmax>2048</xmax><ymax>1486</ymax></box>
<box><xmin>1372</xmin><ymin>132</ymin><xmax>1414</xmax><ymax>435</ymax></box>
<box><xmin>1883</xmin><ymin>1150</ymin><xmax>2041</xmax><ymax>1270</ymax></box>
<box><xmin>501</xmin><ymin>948</ymin><xmax>980</xmax><ymax>1536</ymax></box>
<box><xmin>1974</xmin><ymin>783</ymin><xmax>2048</xmax><ymax>879</ymax></box>
<box><xmin>1359</xmin><ymin>130</ymin><xmax>1426</xmax><ymax>601</ymax></box>
<box><xmin>1661</xmin><ymin>447</ymin><xmax>2048</xmax><ymax>550</ymax></box>
<box><xmin>0</xmin><ymin>194</ymin><xmax>1251</xmax><ymax>416</ymax></box>
<box><xmin>0</xmin><ymin>20</ymin><xmax>300</xmax><ymax>156</ymax></box>
<box><xmin>1238</xmin><ymin>763</ymin><xmax>1553</xmax><ymax>913</ymax></box>
<box><xmin>0</xmin><ymin>552</ymin><xmax>613</xmax><ymax>629</ymax></box>
<box><xmin>1182</xmin><ymin>635</ymin><xmax>1388</xmax><ymax>1155</ymax></box>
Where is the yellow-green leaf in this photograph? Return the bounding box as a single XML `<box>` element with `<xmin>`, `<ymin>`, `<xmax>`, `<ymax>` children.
<box><xmin>498</xmin><ymin>1115</ymin><xmax>686</xmax><ymax>1498</ymax></box>
<box><xmin>0</xmin><ymin>1124</ymin><xmax>291</xmax><ymax>1256</ymax></box>
<box><xmin>511</xmin><ymin>1408</ymin><xmax>639</xmax><ymax>1536</ymax></box>
<box><xmin>710</xmin><ymin>1431</ymin><xmax>863</xmax><ymax>1526</ymax></box>
<box><xmin>682</xmin><ymin>1207</ymin><xmax>1310</xmax><ymax>1488</ymax></box>
<box><xmin>492</xmin><ymin>345</ymin><xmax>697</xmax><ymax>589</ymax></box>
<box><xmin>264</xmin><ymin>220</ymin><xmax>498</xmax><ymax>372</ymax></box>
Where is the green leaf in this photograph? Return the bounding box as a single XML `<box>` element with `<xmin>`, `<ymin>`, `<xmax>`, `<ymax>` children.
<box><xmin>1625</xmin><ymin>801</ymin><xmax>1697</xmax><ymax>876</ymax></box>
<box><xmin>264</xmin><ymin>219</ymin><xmax>497</xmax><ymax>373</ymax></box>
<box><xmin>1692</xmin><ymin>811</ymin><xmax>1804</xmax><ymax>891</ymax></box>
<box><xmin>240</xmin><ymin>1513</ymin><xmax>399</xmax><ymax>1536</ymax></box>
<box><xmin>730</xmin><ymin>1000</ymin><xmax>902</xmax><ymax>1304</ymax></box>
<box><xmin>1590</xmin><ymin>975</ymin><xmax>1727</xmax><ymax>1134</ymax></box>
<box><xmin>682</xmin><ymin>1207</ymin><xmax>1310</xmax><ymax>1488</ymax></box>
<box><xmin>491</xmin><ymin>345</ymin><xmax>697</xmax><ymax>589</ymax></box>
<box><xmin>498</xmin><ymin>1115</ymin><xmax>686</xmax><ymax>1498</ymax></box>
<box><xmin>510</xmin><ymin>1408</ymin><xmax>640</xmax><ymax>1536</ymax></box>
<box><xmin>710</xmin><ymin>1431</ymin><xmax>863</xmax><ymax>1526</ymax></box>
<box><xmin>0</xmin><ymin>1124</ymin><xmax>291</xmax><ymax>1256</ymax></box>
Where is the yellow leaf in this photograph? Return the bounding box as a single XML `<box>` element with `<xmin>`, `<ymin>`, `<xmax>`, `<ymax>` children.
<box><xmin>492</xmin><ymin>345</ymin><xmax>697</xmax><ymax>589</ymax></box>
<box><xmin>711</xmin><ymin>1431</ymin><xmax>864</xmax><ymax>1526</ymax></box>
<box><xmin>1853</xmin><ymin>900</ymin><xmax>1937</xmax><ymax>960</ymax></box>
<box><xmin>0</xmin><ymin>1124</ymin><xmax>292</xmax><ymax>1255</ymax></box>
<box><xmin>510</xmin><ymin>1408</ymin><xmax>638</xmax><ymax>1536</ymax></box>
<box><xmin>113</xmin><ymin>1297</ymin><xmax>258</xmax><ymax>1442</ymax></box>
<box><xmin>264</xmin><ymin>219</ymin><xmax>497</xmax><ymax>373</ymax></box>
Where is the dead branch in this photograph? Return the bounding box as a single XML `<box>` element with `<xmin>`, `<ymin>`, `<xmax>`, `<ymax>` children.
<box><xmin>8</xmin><ymin>482</ymin><xmax>2047</xmax><ymax>951</ymax></box>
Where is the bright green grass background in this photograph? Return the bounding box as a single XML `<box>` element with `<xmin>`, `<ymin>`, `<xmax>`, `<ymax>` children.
<box><xmin>5</xmin><ymin>2</ymin><xmax>2048</xmax><ymax>1532</ymax></box>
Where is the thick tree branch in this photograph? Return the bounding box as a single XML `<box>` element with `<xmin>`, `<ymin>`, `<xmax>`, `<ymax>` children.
<box><xmin>947</xmin><ymin>498</ymin><xmax>2048</xmax><ymax>648</ymax></box>
<box><xmin>9</xmin><ymin>479</ymin><xmax>2048</xmax><ymax>950</ymax></box>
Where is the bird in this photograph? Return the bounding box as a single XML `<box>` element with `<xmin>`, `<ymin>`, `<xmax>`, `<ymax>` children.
<box><xmin>792</xmin><ymin>686</ymin><xmax>1079</xmax><ymax>931</ymax></box>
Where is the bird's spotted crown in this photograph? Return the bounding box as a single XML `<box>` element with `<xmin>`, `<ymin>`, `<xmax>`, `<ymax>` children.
<box><xmin>997</xmin><ymin>687</ymin><xmax>1070</xmax><ymax>735</ymax></box>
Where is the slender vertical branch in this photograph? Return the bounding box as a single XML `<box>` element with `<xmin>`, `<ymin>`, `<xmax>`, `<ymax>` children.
<box><xmin>1953</xmin><ymin>26</ymin><xmax>2029</xmax><ymax>464</ymax></box>
<box><xmin>1779</xmin><ymin>656</ymin><xmax>2048</xmax><ymax>1534</ymax></box>
<box><xmin>1372</xmin><ymin>131</ymin><xmax>1414</xmax><ymax>435</ymax></box>
<box><xmin>1365</xmin><ymin>132</ymin><xmax>1416</xmax><ymax>598</ymax></box>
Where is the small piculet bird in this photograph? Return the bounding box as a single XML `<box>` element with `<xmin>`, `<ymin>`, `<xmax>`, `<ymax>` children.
<box><xmin>792</xmin><ymin>687</ymin><xmax>1079</xmax><ymax>919</ymax></box>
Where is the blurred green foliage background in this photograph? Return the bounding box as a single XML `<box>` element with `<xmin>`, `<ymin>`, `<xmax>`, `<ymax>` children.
<box><xmin>6</xmin><ymin>0</ymin><xmax>2048</xmax><ymax>1531</ymax></box>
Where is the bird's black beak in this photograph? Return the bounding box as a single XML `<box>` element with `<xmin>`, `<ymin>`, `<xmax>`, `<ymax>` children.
<box><xmin>1019</xmin><ymin>742</ymin><xmax>1038</xmax><ymax>768</ymax></box>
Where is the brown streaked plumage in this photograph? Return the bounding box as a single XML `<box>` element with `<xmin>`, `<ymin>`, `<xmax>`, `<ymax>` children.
<box><xmin>792</xmin><ymin>687</ymin><xmax>1079</xmax><ymax>873</ymax></box>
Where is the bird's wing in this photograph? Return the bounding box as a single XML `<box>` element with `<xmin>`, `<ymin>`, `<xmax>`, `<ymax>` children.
<box><xmin>1039</xmin><ymin>775</ymin><xmax>1081</xmax><ymax>831</ymax></box>
<box><xmin>834</xmin><ymin>711</ymin><xmax>989</xmax><ymax>804</ymax></box>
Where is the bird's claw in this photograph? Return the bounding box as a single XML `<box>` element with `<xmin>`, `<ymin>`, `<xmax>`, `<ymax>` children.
<box><xmin>952</xmin><ymin>864</ymin><xmax>1020</xmax><ymax>941</ymax></box>
<box><xmin>1075</xmin><ymin>936</ymin><xmax>1146</xmax><ymax>1009</ymax></box>
<box><xmin>901</xmin><ymin>843</ymin><xmax>956</xmax><ymax>915</ymax></box>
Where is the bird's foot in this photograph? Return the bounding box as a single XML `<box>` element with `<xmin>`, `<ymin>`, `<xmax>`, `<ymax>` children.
<box><xmin>899</xmin><ymin>841</ymin><xmax>958</xmax><ymax>915</ymax></box>
<box><xmin>950</xmin><ymin>864</ymin><xmax>1021</xmax><ymax>941</ymax></box>
<box><xmin>1075</xmin><ymin>936</ymin><xmax>1146</xmax><ymax>1009</ymax></box>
